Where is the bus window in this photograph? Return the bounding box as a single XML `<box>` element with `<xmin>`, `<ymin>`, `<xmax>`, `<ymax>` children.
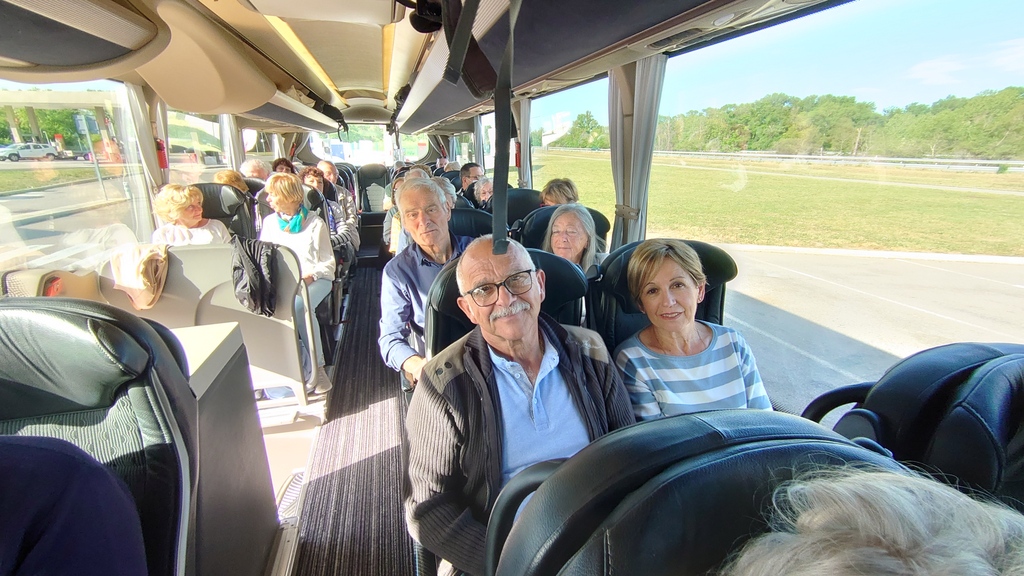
<box><xmin>399</xmin><ymin>133</ymin><xmax>431</xmax><ymax>165</ymax></box>
<box><xmin>166</xmin><ymin>110</ymin><xmax>224</xmax><ymax>185</ymax></box>
<box><xmin>311</xmin><ymin>125</ymin><xmax>393</xmax><ymax>166</ymax></box>
<box><xmin>0</xmin><ymin>80</ymin><xmax>152</xmax><ymax>272</ymax></box>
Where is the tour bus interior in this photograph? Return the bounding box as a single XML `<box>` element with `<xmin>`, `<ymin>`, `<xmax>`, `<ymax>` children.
<box><xmin>1</xmin><ymin>0</ymin><xmax>1023</xmax><ymax>574</ymax></box>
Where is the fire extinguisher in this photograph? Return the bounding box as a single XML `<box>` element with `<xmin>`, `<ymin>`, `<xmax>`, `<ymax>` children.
<box><xmin>515</xmin><ymin>139</ymin><xmax>521</xmax><ymax>168</ymax></box>
<box><xmin>155</xmin><ymin>138</ymin><xmax>169</xmax><ymax>169</ymax></box>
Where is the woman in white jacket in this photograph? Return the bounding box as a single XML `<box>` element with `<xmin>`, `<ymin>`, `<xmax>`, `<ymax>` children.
<box><xmin>259</xmin><ymin>172</ymin><xmax>335</xmax><ymax>394</ymax></box>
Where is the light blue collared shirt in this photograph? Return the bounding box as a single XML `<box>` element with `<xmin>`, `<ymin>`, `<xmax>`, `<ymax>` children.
<box><xmin>489</xmin><ymin>335</ymin><xmax>590</xmax><ymax>487</ymax></box>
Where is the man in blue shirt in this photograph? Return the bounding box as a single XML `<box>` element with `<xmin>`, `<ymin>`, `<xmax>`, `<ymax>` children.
<box><xmin>378</xmin><ymin>178</ymin><xmax>472</xmax><ymax>389</ymax></box>
<box><xmin>404</xmin><ymin>236</ymin><xmax>634</xmax><ymax>576</ymax></box>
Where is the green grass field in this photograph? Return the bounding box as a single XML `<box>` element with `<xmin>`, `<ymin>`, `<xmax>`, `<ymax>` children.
<box><xmin>530</xmin><ymin>149</ymin><xmax>1024</xmax><ymax>256</ymax></box>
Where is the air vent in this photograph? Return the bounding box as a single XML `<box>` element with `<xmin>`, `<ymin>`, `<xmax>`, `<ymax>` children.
<box><xmin>648</xmin><ymin>28</ymin><xmax>704</xmax><ymax>50</ymax></box>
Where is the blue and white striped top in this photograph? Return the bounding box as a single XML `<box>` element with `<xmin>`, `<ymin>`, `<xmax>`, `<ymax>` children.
<box><xmin>614</xmin><ymin>322</ymin><xmax>772</xmax><ymax>421</ymax></box>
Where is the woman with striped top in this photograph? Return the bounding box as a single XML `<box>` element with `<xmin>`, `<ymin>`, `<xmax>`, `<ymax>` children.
<box><xmin>613</xmin><ymin>239</ymin><xmax>771</xmax><ymax>420</ymax></box>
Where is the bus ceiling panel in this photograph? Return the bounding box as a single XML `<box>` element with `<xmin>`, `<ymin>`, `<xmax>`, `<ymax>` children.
<box><xmin>344</xmin><ymin>101</ymin><xmax>395</xmax><ymax>124</ymax></box>
<box><xmin>239</xmin><ymin>0</ymin><xmax>404</xmax><ymax>25</ymax></box>
<box><xmin>0</xmin><ymin>0</ymin><xmax>169</xmax><ymax>82</ymax></box>
<box><xmin>136</xmin><ymin>0</ymin><xmax>276</xmax><ymax>114</ymax></box>
<box><xmin>283</xmin><ymin>18</ymin><xmax>387</xmax><ymax>99</ymax></box>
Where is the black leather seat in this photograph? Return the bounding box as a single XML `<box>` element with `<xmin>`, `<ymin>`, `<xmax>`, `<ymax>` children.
<box><xmin>802</xmin><ymin>342</ymin><xmax>1024</xmax><ymax>510</ymax></box>
<box><xmin>505</xmin><ymin>188</ymin><xmax>541</xmax><ymax>227</ymax></box>
<box><xmin>193</xmin><ymin>182</ymin><xmax>257</xmax><ymax>239</ymax></box>
<box><xmin>357</xmin><ymin>163</ymin><xmax>390</xmax><ymax>212</ymax></box>
<box><xmin>0</xmin><ymin>298</ymin><xmax>198</xmax><ymax>576</ymax></box>
<box><xmin>424</xmin><ymin>248</ymin><xmax>588</xmax><ymax>358</ymax></box>
<box><xmin>486</xmin><ymin>410</ymin><xmax>906</xmax><ymax>576</ymax></box>
<box><xmin>586</xmin><ymin>239</ymin><xmax>738</xmax><ymax>353</ymax></box>
<box><xmin>516</xmin><ymin>204</ymin><xmax>611</xmax><ymax>252</ymax></box>
<box><xmin>242</xmin><ymin>177</ymin><xmax>265</xmax><ymax>196</ymax></box>
<box><xmin>441</xmin><ymin>170</ymin><xmax>461</xmax><ymax>190</ymax></box>
<box><xmin>449</xmin><ymin>208</ymin><xmax>493</xmax><ymax>239</ymax></box>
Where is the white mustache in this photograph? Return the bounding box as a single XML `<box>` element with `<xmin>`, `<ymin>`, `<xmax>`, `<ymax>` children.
<box><xmin>489</xmin><ymin>300</ymin><xmax>531</xmax><ymax>322</ymax></box>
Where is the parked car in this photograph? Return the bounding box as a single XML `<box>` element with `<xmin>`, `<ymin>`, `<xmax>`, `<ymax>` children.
<box><xmin>0</xmin><ymin>143</ymin><xmax>59</xmax><ymax>162</ymax></box>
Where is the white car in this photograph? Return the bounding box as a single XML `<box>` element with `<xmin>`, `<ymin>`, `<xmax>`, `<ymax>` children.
<box><xmin>0</xmin><ymin>143</ymin><xmax>59</xmax><ymax>162</ymax></box>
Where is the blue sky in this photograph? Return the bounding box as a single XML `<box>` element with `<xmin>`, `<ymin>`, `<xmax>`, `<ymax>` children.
<box><xmin>531</xmin><ymin>0</ymin><xmax>1024</xmax><ymax>129</ymax></box>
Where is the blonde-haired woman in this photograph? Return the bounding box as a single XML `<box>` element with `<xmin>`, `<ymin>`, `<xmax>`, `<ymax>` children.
<box><xmin>614</xmin><ymin>239</ymin><xmax>770</xmax><ymax>420</ymax></box>
<box><xmin>213</xmin><ymin>169</ymin><xmax>250</xmax><ymax>195</ymax></box>
<box><xmin>258</xmin><ymin>173</ymin><xmax>335</xmax><ymax>394</ymax></box>
<box><xmin>152</xmin><ymin>184</ymin><xmax>230</xmax><ymax>245</ymax></box>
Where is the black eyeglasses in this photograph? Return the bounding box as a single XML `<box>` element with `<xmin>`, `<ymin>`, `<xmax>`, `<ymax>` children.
<box><xmin>462</xmin><ymin>269</ymin><xmax>534</xmax><ymax>307</ymax></box>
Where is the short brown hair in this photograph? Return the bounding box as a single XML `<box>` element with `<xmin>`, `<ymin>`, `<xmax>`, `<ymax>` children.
<box><xmin>627</xmin><ymin>239</ymin><xmax>707</xmax><ymax>306</ymax></box>
<box><xmin>541</xmin><ymin>178</ymin><xmax>580</xmax><ymax>204</ymax></box>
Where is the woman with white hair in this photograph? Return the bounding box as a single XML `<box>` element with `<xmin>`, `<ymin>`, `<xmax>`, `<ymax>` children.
<box><xmin>721</xmin><ymin>468</ymin><xmax>1024</xmax><ymax>576</ymax></box>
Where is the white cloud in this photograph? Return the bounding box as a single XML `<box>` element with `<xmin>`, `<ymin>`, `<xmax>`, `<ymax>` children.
<box><xmin>988</xmin><ymin>38</ymin><xmax>1024</xmax><ymax>73</ymax></box>
<box><xmin>908</xmin><ymin>56</ymin><xmax>967</xmax><ymax>85</ymax></box>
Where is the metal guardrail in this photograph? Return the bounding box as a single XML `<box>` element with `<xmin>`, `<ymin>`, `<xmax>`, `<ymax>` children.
<box><xmin>546</xmin><ymin>147</ymin><xmax>1024</xmax><ymax>172</ymax></box>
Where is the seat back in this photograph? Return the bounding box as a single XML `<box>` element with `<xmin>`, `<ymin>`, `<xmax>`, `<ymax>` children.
<box><xmin>99</xmin><ymin>243</ymin><xmax>314</xmax><ymax>405</ymax></box>
<box><xmin>441</xmin><ymin>170</ymin><xmax>461</xmax><ymax>190</ymax></box>
<box><xmin>193</xmin><ymin>183</ymin><xmax>257</xmax><ymax>239</ymax></box>
<box><xmin>813</xmin><ymin>342</ymin><xmax>1024</xmax><ymax>510</ymax></box>
<box><xmin>449</xmin><ymin>208</ymin><xmax>493</xmax><ymax>239</ymax></box>
<box><xmin>0</xmin><ymin>297</ymin><xmax>198</xmax><ymax>576</ymax></box>
<box><xmin>505</xmin><ymin>188</ymin><xmax>542</xmax><ymax>227</ymax></box>
<box><xmin>517</xmin><ymin>204</ymin><xmax>611</xmax><ymax>252</ymax></box>
<box><xmin>488</xmin><ymin>410</ymin><xmax>905</xmax><ymax>576</ymax></box>
<box><xmin>424</xmin><ymin>248</ymin><xmax>587</xmax><ymax>358</ymax></box>
<box><xmin>242</xmin><ymin>177</ymin><xmax>265</xmax><ymax>196</ymax></box>
<box><xmin>357</xmin><ymin>163</ymin><xmax>390</xmax><ymax>212</ymax></box>
<box><xmin>586</xmin><ymin>239</ymin><xmax>738</xmax><ymax>353</ymax></box>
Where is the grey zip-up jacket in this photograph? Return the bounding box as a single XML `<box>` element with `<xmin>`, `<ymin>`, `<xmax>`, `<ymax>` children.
<box><xmin>404</xmin><ymin>315</ymin><xmax>635</xmax><ymax>576</ymax></box>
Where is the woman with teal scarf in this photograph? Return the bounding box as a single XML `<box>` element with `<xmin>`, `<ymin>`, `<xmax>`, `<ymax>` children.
<box><xmin>259</xmin><ymin>172</ymin><xmax>336</xmax><ymax>395</ymax></box>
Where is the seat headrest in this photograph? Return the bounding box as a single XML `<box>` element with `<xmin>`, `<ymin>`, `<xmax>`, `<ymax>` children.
<box><xmin>495</xmin><ymin>410</ymin><xmax>906</xmax><ymax>576</ymax></box>
<box><xmin>842</xmin><ymin>342</ymin><xmax>1024</xmax><ymax>460</ymax></box>
<box><xmin>357</xmin><ymin>163</ymin><xmax>389</xmax><ymax>181</ymax></box>
<box><xmin>924</xmin><ymin>354</ymin><xmax>1024</xmax><ymax>506</ymax></box>
<box><xmin>303</xmin><ymin>185</ymin><xmax>325</xmax><ymax>210</ymax></box>
<box><xmin>449</xmin><ymin>208</ymin><xmax>493</xmax><ymax>238</ymax></box>
<box><xmin>518</xmin><ymin>205</ymin><xmax>611</xmax><ymax>250</ymax></box>
<box><xmin>0</xmin><ymin>300</ymin><xmax>153</xmax><ymax>419</ymax></box>
<box><xmin>601</xmin><ymin>240</ymin><xmax>738</xmax><ymax>314</ymax></box>
<box><xmin>242</xmin><ymin>177</ymin><xmax>265</xmax><ymax>195</ymax></box>
<box><xmin>193</xmin><ymin>183</ymin><xmax>248</xmax><ymax>220</ymax></box>
<box><xmin>505</xmin><ymin>188</ymin><xmax>542</xmax><ymax>226</ymax></box>
<box><xmin>527</xmin><ymin>249</ymin><xmax>587</xmax><ymax>316</ymax></box>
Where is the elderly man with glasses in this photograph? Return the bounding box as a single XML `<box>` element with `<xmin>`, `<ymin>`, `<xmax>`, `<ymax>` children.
<box><xmin>404</xmin><ymin>235</ymin><xmax>634</xmax><ymax>576</ymax></box>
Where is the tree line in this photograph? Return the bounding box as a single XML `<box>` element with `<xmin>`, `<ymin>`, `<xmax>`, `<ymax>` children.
<box><xmin>545</xmin><ymin>86</ymin><xmax>1024</xmax><ymax>160</ymax></box>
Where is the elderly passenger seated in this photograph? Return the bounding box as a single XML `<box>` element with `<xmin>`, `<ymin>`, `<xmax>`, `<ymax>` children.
<box><xmin>240</xmin><ymin>158</ymin><xmax>271</xmax><ymax>181</ymax></box>
<box><xmin>721</xmin><ymin>468</ymin><xmax>1024</xmax><ymax>576</ymax></box>
<box><xmin>300</xmin><ymin>166</ymin><xmax>359</xmax><ymax>269</ymax></box>
<box><xmin>474</xmin><ymin>176</ymin><xmax>494</xmax><ymax>211</ymax></box>
<box><xmin>258</xmin><ymin>172</ymin><xmax>335</xmax><ymax>394</ymax></box>
<box><xmin>541</xmin><ymin>203</ymin><xmax>602</xmax><ymax>272</ymax></box>
<box><xmin>540</xmin><ymin>177</ymin><xmax>580</xmax><ymax>206</ymax></box>
<box><xmin>614</xmin><ymin>239</ymin><xmax>771</xmax><ymax>420</ymax></box>
<box><xmin>151</xmin><ymin>183</ymin><xmax>231</xmax><ymax>245</ymax></box>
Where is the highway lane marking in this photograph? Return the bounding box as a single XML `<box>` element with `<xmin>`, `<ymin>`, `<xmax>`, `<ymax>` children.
<box><xmin>898</xmin><ymin>259</ymin><xmax>1024</xmax><ymax>289</ymax></box>
<box><xmin>725</xmin><ymin>314</ymin><xmax>870</xmax><ymax>384</ymax></box>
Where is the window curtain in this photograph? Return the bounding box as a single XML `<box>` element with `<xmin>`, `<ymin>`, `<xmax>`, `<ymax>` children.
<box><xmin>124</xmin><ymin>83</ymin><xmax>161</xmax><ymax>191</ymax></box>
<box><xmin>219</xmin><ymin>114</ymin><xmax>245</xmax><ymax>170</ymax></box>
<box><xmin>608</xmin><ymin>53</ymin><xmax>667</xmax><ymax>249</ymax></box>
<box><xmin>513</xmin><ymin>99</ymin><xmax>533</xmax><ymax>189</ymax></box>
<box><xmin>473</xmin><ymin>115</ymin><xmax>486</xmax><ymax>171</ymax></box>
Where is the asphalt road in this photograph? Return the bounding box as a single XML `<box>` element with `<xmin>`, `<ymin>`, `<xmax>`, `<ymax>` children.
<box><xmin>723</xmin><ymin>245</ymin><xmax>1024</xmax><ymax>421</ymax></box>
